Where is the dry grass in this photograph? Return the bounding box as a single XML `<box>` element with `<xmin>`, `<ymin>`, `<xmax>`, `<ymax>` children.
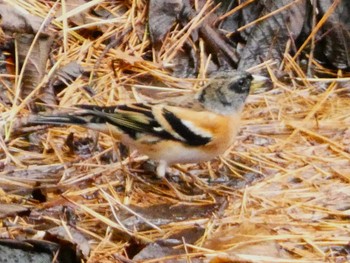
<box><xmin>0</xmin><ymin>0</ymin><xmax>350</xmax><ymax>262</ymax></box>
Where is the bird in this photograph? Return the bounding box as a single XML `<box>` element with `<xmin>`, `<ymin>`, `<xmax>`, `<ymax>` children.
<box><xmin>31</xmin><ymin>71</ymin><xmax>265</xmax><ymax>178</ymax></box>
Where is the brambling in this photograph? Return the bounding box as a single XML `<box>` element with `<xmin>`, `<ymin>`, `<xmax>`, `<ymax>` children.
<box><xmin>31</xmin><ymin>71</ymin><xmax>265</xmax><ymax>178</ymax></box>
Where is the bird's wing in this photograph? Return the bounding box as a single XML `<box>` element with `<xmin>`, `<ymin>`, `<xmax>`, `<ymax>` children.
<box><xmin>76</xmin><ymin>103</ymin><xmax>213</xmax><ymax>146</ymax></box>
<box><xmin>72</xmin><ymin>104</ymin><xmax>174</xmax><ymax>141</ymax></box>
<box><xmin>32</xmin><ymin>101</ymin><xmax>213</xmax><ymax>146</ymax></box>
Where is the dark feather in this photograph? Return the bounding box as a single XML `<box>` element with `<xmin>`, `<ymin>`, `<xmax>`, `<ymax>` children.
<box><xmin>162</xmin><ymin>109</ymin><xmax>211</xmax><ymax>146</ymax></box>
<box><xmin>33</xmin><ymin>104</ymin><xmax>179</xmax><ymax>141</ymax></box>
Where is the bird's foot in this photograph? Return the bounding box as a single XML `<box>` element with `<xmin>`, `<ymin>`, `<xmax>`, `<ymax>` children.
<box><xmin>162</xmin><ymin>176</ymin><xmax>206</xmax><ymax>201</ymax></box>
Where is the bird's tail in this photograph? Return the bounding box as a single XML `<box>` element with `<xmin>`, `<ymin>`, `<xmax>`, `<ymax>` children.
<box><xmin>30</xmin><ymin>104</ymin><xmax>162</xmax><ymax>140</ymax></box>
<box><xmin>32</xmin><ymin>115</ymin><xmax>86</xmax><ymax>125</ymax></box>
<box><xmin>31</xmin><ymin>110</ymin><xmax>95</xmax><ymax>126</ymax></box>
<box><xmin>29</xmin><ymin>105</ymin><xmax>128</xmax><ymax>136</ymax></box>
<box><xmin>31</xmin><ymin>105</ymin><xmax>113</xmax><ymax>126</ymax></box>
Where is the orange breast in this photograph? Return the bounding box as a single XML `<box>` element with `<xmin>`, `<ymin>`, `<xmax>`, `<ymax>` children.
<box><xmin>121</xmin><ymin>111</ymin><xmax>242</xmax><ymax>165</ymax></box>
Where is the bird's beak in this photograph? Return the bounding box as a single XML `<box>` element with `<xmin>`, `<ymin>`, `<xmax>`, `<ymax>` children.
<box><xmin>251</xmin><ymin>75</ymin><xmax>269</xmax><ymax>92</ymax></box>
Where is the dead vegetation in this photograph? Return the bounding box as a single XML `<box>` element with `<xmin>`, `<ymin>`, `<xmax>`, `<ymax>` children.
<box><xmin>0</xmin><ymin>0</ymin><xmax>349</xmax><ymax>262</ymax></box>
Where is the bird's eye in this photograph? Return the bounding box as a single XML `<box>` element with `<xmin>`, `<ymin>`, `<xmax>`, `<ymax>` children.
<box><xmin>228</xmin><ymin>77</ymin><xmax>250</xmax><ymax>93</ymax></box>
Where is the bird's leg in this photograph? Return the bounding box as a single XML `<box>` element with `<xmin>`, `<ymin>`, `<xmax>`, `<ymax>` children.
<box><xmin>156</xmin><ymin>160</ymin><xmax>167</xmax><ymax>178</ymax></box>
<box><xmin>157</xmin><ymin>160</ymin><xmax>205</xmax><ymax>201</ymax></box>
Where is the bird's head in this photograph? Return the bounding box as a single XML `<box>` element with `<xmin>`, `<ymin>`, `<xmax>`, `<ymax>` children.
<box><xmin>196</xmin><ymin>71</ymin><xmax>266</xmax><ymax>115</ymax></box>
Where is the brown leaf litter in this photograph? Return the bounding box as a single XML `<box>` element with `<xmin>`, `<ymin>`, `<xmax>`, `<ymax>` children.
<box><xmin>0</xmin><ymin>0</ymin><xmax>349</xmax><ymax>262</ymax></box>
